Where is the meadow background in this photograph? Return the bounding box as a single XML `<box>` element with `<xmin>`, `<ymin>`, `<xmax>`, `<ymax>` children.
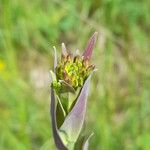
<box><xmin>0</xmin><ymin>0</ymin><xmax>150</xmax><ymax>149</ymax></box>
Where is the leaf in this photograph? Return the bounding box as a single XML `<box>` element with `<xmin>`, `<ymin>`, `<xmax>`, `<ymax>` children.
<box><xmin>60</xmin><ymin>75</ymin><xmax>92</xmax><ymax>143</ymax></box>
<box><xmin>83</xmin><ymin>32</ymin><xmax>98</xmax><ymax>60</ymax></box>
<box><xmin>50</xmin><ymin>70</ymin><xmax>57</xmax><ymax>83</ymax></box>
<box><xmin>53</xmin><ymin>46</ymin><xmax>57</xmax><ymax>71</ymax></box>
<box><xmin>56</xmin><ymin>95</ymin><xmax>66</xmax><ymax>128</ymax></box>
<box><xmin>50</xmin><ymin>88</ymin><xmax>68</xmax><ymax>150</ymax></box>
<box><xmin>57</xmin><ymin>95</ymin><xmax>66</xmax><ymax>117</ymax></box>
<box><xmin>82</xmin><ymin>133</ymin><xmax>94</xmax><ymax>150</ymax></box>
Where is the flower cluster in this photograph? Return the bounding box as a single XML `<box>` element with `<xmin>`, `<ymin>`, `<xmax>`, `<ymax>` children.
<box><xmin>54</xmin><ymin>54</ymin><xmax>95</xmax><ymax>91</ymax></box>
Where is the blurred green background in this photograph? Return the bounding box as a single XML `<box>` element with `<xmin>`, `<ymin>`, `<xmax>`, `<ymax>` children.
<box><xmin>0</xmin><ymin>0</ymin><xmax>150</xmax><ymax>149</ymax></box>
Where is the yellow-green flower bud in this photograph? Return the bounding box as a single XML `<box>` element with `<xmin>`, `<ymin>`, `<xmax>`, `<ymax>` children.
<box><xmin>56</xmin><ymin>54</ymin><xmax>94</xmax><ymax>90</ymax></box>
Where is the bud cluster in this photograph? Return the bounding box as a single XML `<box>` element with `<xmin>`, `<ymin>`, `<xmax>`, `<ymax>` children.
<box><xmin>55</xmin><ymin>54</ymin><xmax>95</xmax><ymax>90</ymax></box>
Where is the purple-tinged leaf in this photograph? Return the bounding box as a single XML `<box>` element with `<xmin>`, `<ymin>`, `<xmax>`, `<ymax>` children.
<box><xmin>83</xmin><ymin>133</ymin><xmax>94</xmax><ymax>150</ymax></box>
<box><xmin>60</xmin><ymin>75</ymin><xmax>92</xmax><ymax>142</ymax></box>
<box><xmin>83</xmin><ymin>32</ymin><xmax>98</xmax><ymax>60</ymax></box>
<box><xmin>53</xmin><ymin>46</ymin><xmax>57</xmax><ymax>72</ymax></box>
<box><xmin>50</xmin><ymin>88</ymin><xmax>68</xmax><ymax>150</ymax></box>
<box><xmin>61</xmin><ymin>43</ymin><xmax>67</xmax><ymax>56</ymax></box>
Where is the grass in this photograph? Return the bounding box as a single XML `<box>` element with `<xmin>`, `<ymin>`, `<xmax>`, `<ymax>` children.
<box><xmin>0</xmin><ymin>0</ymin><xmax>150</xmax><ymax>149</ymax></box>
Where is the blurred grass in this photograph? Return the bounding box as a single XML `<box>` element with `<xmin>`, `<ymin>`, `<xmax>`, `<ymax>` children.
<box><xmin>0</xmin><ymin>0</ymin><xmax>150</xmax><ymax>149</ymax></box>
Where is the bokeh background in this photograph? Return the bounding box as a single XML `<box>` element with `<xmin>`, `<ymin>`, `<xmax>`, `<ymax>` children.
<box><xmin>0</xmin><ymin>0</ymin><xmax>150</xmax><ymax>149</ymax></box>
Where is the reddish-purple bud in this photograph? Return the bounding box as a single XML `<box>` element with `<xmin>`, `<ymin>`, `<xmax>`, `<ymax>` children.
<box><xmin>83</xmin><ymin>32</ymin><xmax>98</xmax><ymax>60</ymax></box>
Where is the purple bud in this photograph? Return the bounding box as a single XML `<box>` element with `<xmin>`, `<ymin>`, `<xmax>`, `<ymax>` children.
<box><xmin>83</xmin><ymin>32</ymin><xmax>98</xmax><ymax>60</ymax></box>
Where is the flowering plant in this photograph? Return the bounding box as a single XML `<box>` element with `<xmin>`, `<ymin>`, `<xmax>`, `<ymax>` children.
<box><xmin>50</xmin><ymin>32</ymin><xmax>98</xmax><ymax>150</ymax></box>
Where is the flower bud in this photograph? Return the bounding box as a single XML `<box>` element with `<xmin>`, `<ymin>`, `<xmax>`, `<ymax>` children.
<box><xmin>50</xmin><ymin>32</ymin><xmax>98</xmax><ymax>150</ymax></box>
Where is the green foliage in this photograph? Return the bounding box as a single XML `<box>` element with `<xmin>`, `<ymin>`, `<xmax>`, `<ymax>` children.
<box><xmin>0</xmin><ymin>0</ymin><xmax>150</xmax><ymax>149</ymax></box>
